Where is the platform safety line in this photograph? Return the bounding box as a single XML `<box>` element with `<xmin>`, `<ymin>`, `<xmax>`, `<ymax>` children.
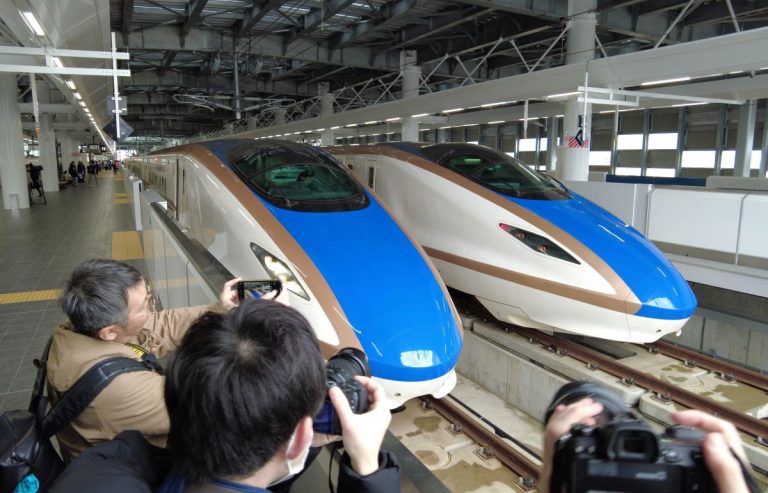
<box><xmin>0</xmin><ymin>289</ymin><xmax>62</xmax><ymax>304</ymax></box>
<box><xmin>112</xmin><ymin>231</ymin><xmax>145</xmax><ymax>260</ymax></box>
<box><xmin>114</xmin><ymin>198</ymin><xmax>130</xmax><ymax>204</ymax></box>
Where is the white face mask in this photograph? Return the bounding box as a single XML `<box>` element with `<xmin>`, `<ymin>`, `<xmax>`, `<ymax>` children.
<box><xmin>268</xmin><ymin>429</ymin><xmax>312</xmax><ymax>487</ymax></box>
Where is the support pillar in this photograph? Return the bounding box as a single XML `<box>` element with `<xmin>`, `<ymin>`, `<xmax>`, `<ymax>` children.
<box><xmin>39</xmin><ymin>113</ymin><xmax>58</xmax><ymax>192</ymax></box>
<box><xmin>400</xmin><ymin>50</ymin><xmax>421</xmax><ymax>142</ymax></box>
<box><xmin>760</xmin><ymin>101</ymin><xmax>768</xmax><ymax>177</ymax></box>
<box><xmin>734</xmin><ymin>99</ymin><xmax>757</xmax><ymax>177</ymax></box>
<box><xmin>0</xmin><ymin>74</ymin><xmax>28</xmax><ymax>209</ymax></box>
<box><xmin>714</xmin><ymin>105</ymin><xmax>727</xmax><ymax>175</ymax></box>
<box><xmin>640</xmin><ymin>110</ymin><xmax>651</xmax><ymax>176</ymax></box>
<box><xmin>546</xmin><ymin>117</ymin><xmax>558</xmax><ymax>172</ymax></box>
<box><xmin>609</xmin><ymin>111</ymin><xmax>619</xmax><ymax>174</ymax></box>
<box><xmin>557</xmin><ymin>0</ymin><xmax>596</xmax><ymax>181</ymax></box>
<box><xmin>438</xmin><ymin>128</ymin><xmax>451</xmax><ymax>143</ymax></box>
<box><xmin>675</xmin><ymin>108</ymin><xmax>687</xmax><ymax>177</ymax></box>
<box><xmin>59</xmin><ymin>134</ymin><xmax>74</xmax><ymax>168</ymax></box>
<box><xmin>273</xmin><ymin>108</ymin><xmax>286</xmax><ymax>126</ymax></box>
<box><xmin>319</xmin><ymin>82</ymin><xmax>335</xmax><ymax>145</ymax></box>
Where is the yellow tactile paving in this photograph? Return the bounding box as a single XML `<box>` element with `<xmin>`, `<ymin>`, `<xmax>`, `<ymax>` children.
<box><xmin>114</xmin><ymin>192</ymin><xmax>129</xmax><ymax>198</ymax></box>
<box><xmin>111</xmin><ymin>231</ymin><xmax>145</xmax><ymax>260</ymax></box>
<box><xmin>113</xmin><ymin>198</ymin><xmax>130</xmax><ymax>204</ymax></box>
<box><xmin>0</xmin><ymin>289</ymin><xmax>62</xmax><ymax>304</ymax></box>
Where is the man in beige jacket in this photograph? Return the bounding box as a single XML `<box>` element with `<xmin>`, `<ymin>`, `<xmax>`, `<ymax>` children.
<box><xmin>47</xmin><ymin>258</ymin><xmax>239</xmax><ymax>462</ymax></box>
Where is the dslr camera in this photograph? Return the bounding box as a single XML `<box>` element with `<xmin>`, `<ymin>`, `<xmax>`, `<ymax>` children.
<box><xmin>545</xmin><ymin>382</ymin><xmax>715</xmax><ymax>493</ymax></box>
<box><xmin>313</xmin><ymin>348</ymin><xmax>370</xmax><ymax>435</ymax></box>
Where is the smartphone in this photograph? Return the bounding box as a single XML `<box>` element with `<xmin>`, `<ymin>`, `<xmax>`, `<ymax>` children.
<box><xmin>236</xmin><ymin>280</ymin><xmax>283</xmax><ymax>301</ymax></box>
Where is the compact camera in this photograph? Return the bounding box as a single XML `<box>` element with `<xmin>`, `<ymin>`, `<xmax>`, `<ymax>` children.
<box><xmin>313</xmin><ymin>348</ymin><xmax>370</xmax><ymax>435</ymax></box>
<box><xmin>546</xmin><ymin>382</ymin><xmax>715</xmax><ymax>493</ymax></box>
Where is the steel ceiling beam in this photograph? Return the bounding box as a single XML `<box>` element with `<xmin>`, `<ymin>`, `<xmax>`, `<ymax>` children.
<box><xmin>331</xmin><ymin>0</ymin><xmax>423</xmax><ymax>50</ymax></box>
<box><xmin>159</xmin><ymin>50</ymin><xmax>177</xmax><ymax>76</ymax></box>
<box><xmin>122</xmin><ymin>0</ymin><xmax>134</xmax><ymax>44</ymax></box>
<box><xmin>236</xmin><ymin>0</ymin><xmax>285</xmax><ymax>40</ymax></box>
<box><xmin>285</xmin><ymin>0</ymin><xmax>358</xmax><ymax>45</ymax></box>
<box><xmin>181</xmin><ymin>0</ymin><xmax>209</xmax><ymax>45</ymax></box>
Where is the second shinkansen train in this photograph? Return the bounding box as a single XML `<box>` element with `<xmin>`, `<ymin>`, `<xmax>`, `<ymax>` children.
<box><xmin>125</xmin><ymin>139</ymin><xmax>463</xmax><ymax>407</ymax></box>
<box><xmin>328</xmin><ymin>142</ymin><xmax>697</xmax><ymax>343</ymax></box>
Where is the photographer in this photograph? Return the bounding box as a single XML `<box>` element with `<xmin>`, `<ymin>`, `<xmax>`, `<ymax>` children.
<box><xmin>47</xmin><ymin>259</ymin><xmax>240</xmax><ymax>461</ymax></box>
<box><xmin>156</xmin><ymin>299</ymin><xmax>399</xmax><ymax>492</ymax></box>
<box><xmin>541</xmin><ymin>392</ymin><xmax>756</xmax><ymax>493</ymax></box>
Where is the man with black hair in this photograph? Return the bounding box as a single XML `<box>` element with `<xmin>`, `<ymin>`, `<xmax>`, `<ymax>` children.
<box><xmin>157</xmin><ymin>299</ymin><xmax>400</xmax><ymax>492</ymax></box>
<box><xmin>47</xmin><ymin>259</ymin><xmax>240</xmax><ymax>462</ymax></box>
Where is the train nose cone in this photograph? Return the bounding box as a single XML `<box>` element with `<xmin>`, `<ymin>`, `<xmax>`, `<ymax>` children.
<box><xmin>629</xmin><ymin>266</ymin><xmax>697</xmax><ymax>320</ymax></box>
<box><xmin>363</xmin><ymin>304</ymin><xmax>462</xmax><ymax>382</ymax></box>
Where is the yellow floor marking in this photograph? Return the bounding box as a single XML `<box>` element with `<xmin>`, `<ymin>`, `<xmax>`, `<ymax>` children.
<box><xmin>115</xmin><ymin>192</ymin><xmax>128</xmax><ymax>198</ymax></box>
<box><xmin>0</xmin><ymin>289</ymin><xmax>62</xmax><ymax>304</ymax></box>
<box><xmin>112</xmin><ymin>231</ymin><xmax>145</xmax><ymax>260</ymax></box>
<box><xmin>114</xmin><ymin>198</ymin><xmax>130</xmax><ymax>204</ymax></box>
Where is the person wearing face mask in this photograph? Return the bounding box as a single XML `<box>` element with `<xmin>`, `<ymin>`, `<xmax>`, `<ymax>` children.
<box><xmin>155</xmin><ymin>299</ymin><xmax>399</xmax><ymax>493</ymax></box>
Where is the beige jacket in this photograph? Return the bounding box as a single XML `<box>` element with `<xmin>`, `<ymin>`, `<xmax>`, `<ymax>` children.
<box><xmin>46</xmin><ymin>303</ymin><xmax>220</xmax><ymax>462</ymax></box>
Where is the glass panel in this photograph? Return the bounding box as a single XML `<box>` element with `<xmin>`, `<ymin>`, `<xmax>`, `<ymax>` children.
<box><xmin>648</xmin><ymin>133</ymin><xmax>678</xmax><ymax>150</ymax></box>
<box><xmin>617</xmin><ymin>134</ymin><xmax>643</xmax><ymax>150</ymax></box>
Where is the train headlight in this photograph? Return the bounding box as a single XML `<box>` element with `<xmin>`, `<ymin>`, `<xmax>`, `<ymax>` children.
<box><xmin>250</xmin><ymin>243</ymin><xmax>310</xmax><ymax>300</ymax></box>
<box><xmin>499</xmin><ymin>224</ymin><xmax>580</xmax><ymax>264</ymax></box>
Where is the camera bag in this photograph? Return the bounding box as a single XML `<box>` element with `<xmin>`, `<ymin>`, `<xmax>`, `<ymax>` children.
<box><xmin>1</xmin><ymin>337</ymin><xmax>160</xmax><ymax>493</ymax></box>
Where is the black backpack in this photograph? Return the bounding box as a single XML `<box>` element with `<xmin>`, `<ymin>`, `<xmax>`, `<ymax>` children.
<box><xmin>0</xmin><ymin>337</ymin><xmax>161</xmax><ymax>493</ymax></box>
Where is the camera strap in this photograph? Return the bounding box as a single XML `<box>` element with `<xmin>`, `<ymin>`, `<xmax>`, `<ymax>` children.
<box><xmin>732</xmin><ymin>448</ymin><xmax>761</xmax><ymax>493</ymax></box>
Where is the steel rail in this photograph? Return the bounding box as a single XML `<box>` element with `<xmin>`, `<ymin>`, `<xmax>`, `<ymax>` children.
<box><xmin>647</xmin><ymin>340</ymin><xmax>768</xmax><ymax>393</ymax></box>
<box><xmin>423</xmin><ymin>396</ymin><xmax>540</xmax><ymax>489</ymax></box>
<box><xmin>511</xmin><ymin>326</ymin><xmax>768</xmax><ymax>444</ymax></box>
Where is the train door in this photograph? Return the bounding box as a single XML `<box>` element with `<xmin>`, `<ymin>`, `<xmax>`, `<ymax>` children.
<box><xmin>174</xmin><ymin>158</ymin><xmax>180</xmax><ymax>222</ymax></box>
<box><xmin>177</xmin><ymin>160</ymin><xmax>190</xmax><ymax>230</ymax></box>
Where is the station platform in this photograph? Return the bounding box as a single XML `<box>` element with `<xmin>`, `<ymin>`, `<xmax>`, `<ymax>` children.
<box><xmin>0</xmin><ymin>171</ymin><xmax>143</xmax><ymax>413</ymax></box>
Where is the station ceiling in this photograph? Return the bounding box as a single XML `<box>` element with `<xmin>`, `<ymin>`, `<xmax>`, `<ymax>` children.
<box><xmin>4</xmin><ymin>0</ymin><xmax>768</xmax><ymax>141</ymax></box>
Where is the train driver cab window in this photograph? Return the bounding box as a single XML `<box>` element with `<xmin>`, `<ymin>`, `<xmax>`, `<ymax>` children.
<box><xmin>230</xmin><ymin>142</ymin><xmax>370</xmax><ymax>212</ymax></box>
<box><xmin>421</xmin><ymin>143</ymin><xmax>569</xmax><ymax>200</ymax></box>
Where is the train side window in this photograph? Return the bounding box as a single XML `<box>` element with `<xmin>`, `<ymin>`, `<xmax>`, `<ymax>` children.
<box><xmin>367</xmin><ymin>167</ymin><xmax>375</xmax><ymax>189</ymax></box>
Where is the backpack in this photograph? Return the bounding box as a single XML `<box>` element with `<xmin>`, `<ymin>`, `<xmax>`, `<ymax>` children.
<box><xmin>0</xmin><ymin>337</ymin><xmax>161</xmax><ymax>493</ymax></box>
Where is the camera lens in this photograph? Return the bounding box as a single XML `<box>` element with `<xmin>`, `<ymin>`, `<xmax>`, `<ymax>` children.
<box><xmin>544</xmin><ymin>382</ymin><xmax>630</xmax><ymax>425</ymax></box>
<box><xmin>325</xmin><ymin>347</ymin><xmax>370</xmax><ymax>387</ymax></box>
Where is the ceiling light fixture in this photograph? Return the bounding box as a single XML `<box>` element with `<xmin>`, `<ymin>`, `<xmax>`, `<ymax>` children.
<box><xmin>21</xmin><ymin>11</ymin><xmax>45</xmax><ymax>36</ymax></box>
<box><xmin>481</xmin><ymin>101</ymin><xmax>514</xmax><ymax>108</ymax></box>
<box><xmin>443</xmin><ymin>108</ymin><xmax>464</xmax><ymax>114</ymax></box>
<box><xmin>411</xmin><ymin>113</ymin><xmax>429</xmax><ymax>118</ymax></box>
<box><xmin>51</xmin><ymin>57</ymin><xmax>63</xmax><ymax>69</ymax></box>
<box><xmin>66</xmin><ymin>80</ymin><xmax>76</xmax><ymax>90</ymax></box>
<box><xmin>546</xmin><ymin>91</ymin><xmax>580</xmax><ymax>99</ymax></box>
<box><xmin>385</xmin><ymin>117</ymin><xmax>401</xmax><ymax>122</ymax></box>
<box><xmin>640</xmin><ymin>76</ymin><xmax>691</xmax><ymax>86</ymax></box>
<box><xmin>74</xmin><ymin>92</ymin><xmax>82</xmax><ymax>100</ymax></box>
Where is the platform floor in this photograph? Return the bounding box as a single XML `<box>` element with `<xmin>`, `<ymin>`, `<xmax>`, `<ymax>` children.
<box><xmin>0</xmin><ymin>172</ymin><xmax>143</xmax><ymax>413</ymax></box>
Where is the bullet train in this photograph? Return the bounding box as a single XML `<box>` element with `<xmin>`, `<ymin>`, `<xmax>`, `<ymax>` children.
<box><xmin>125</xmin><ymin>139</ymin><xmax>463</xmax><ymax>407</ymax></box>
<box><xmin>328</xmin><ymin>142</ymin><xmax>697</xmax><ymax>343</ymax></box>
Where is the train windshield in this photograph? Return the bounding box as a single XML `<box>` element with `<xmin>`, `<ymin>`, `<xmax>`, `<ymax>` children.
<box><xmin>420</xmin><ymin>144</ymin><xmax>569</xmax><ymax>200</ymax></box>
<box><xmin>230</xmin><ymin>141</ymin><xmax>369</xmax><ymax>212</ymax></box>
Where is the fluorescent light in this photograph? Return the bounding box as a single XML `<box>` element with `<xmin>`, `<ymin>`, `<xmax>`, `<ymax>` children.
<box><xmin>315</xmin><ymin>128</ymin><xmax>325</xmax><ymax>132</ymax></box>
<box><xmin>364</xmin><ymin>120</ymin><xmax>378</xmax><ymax>125</ymax></box>
<box><xmin>346</xmin><ymin>123</ymin><xmax>358</xmax><ymax>127</ymax></box>
<box><xmin>443</xmin><ymin>108</ymin><xmax>464</xmax><ymax>114</ymax></box>
<box><xmin>481</xmin><ymin>101</ymin><xmax>514</xmax><ymax>108</ymax></box>
<box><xmin>671</xmin><ymin>102</ymin><xmax>708</xmax><ymax>107</ymax></box>
<box><xmin>331</xmin><ymin>126</ymin><xmax>340</xmax><ymax>130</ymax></box>
<box><xmin>79</xmin><ymin>101</ymin><xmax>86</xmax><ymax>107</ymax></box>
<box><xmin>728</xmin><ymin>70</ymin><xmax>744</xmax><ymax>75</ymax></box>
<box><xmin>66</xmin><ymin>80</ymin><xmax>76</xmax><ymax>90</ymax></box>
<box><xmin>74</xmin><ymin>92</ymin><xmax>82</xmax><ymax>100</ymax></box>
<box><xmin>640</xmin><ymin>76</ymin><xmax>690</xmax><ymax>86</ymax></box>
<box><xmin>546</xmin><ymin>91</ymin><xmax>580</xmax><ymax>99</ymax></box>
<box><xmin>51</xmin><ymin>57</ymin><xmax>63</xmax><ymax>69</ymax></box>
<box><xmin>487</xmin><ymin>120</ymin><xmax>505</xmax><ymax>124</ymax></box>
<box><xmin>385</xmin><ymin>117</ymin><xmax>401</xmax><ymax>122</ymax></box>
<box><xmin>411</xmin><ymin>113</ymin><xmax>429</xmax><ymax>118</ymax></box>
<box><xmin>21</xmin><ymin>11</ymin><xmax>45</xmax><ymax>36</ymax></box>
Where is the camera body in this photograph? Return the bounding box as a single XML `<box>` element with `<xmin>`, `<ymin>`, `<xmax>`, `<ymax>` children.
<box><xmin>551</xmin><ymin>418</ymin><xmax>713</xmax><ymax>493</ymax></box>
<box><xmin>313</xmin><ymin>348</ymin><xmax>370</xmax><ymax>436</ymax></box>
<box><xmin>546</xmin><ymin>382</ymin><xmax>717</xmax><ymax>493</ymax></box>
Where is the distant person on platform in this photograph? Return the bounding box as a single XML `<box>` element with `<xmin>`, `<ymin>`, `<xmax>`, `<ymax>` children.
<box><xmin>77</xmin><ymin>161</ymin><xmax>86</xmax><ymax>183</ymax></box>
<box><xmin>68</xmin><ymin>161</ymin><xmax>78</xmax><ymax>188</ymax></box>
<box><xmin>27</xmin><ymin>162</ymin><xmax>43</xmax><ymax>196</ymax></box>
<box><xmin>86</xmin><ymin>162</ymin><xmax>97</xmax><ymax>186</ymax></box>
<box><xmin>47</xmin><ymin>258</ymin><xmax>241</xmax><ymax>462</ymax></box>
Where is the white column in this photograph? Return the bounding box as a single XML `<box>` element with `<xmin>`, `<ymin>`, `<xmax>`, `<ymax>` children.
<box><xmin>557</xmin><ymin>0</ymin><xmax>596</xmax><ymax>181</ymax></box>
<box><xmin>734</xmin><ymin>99</ymin><xmax>757</xmax><ymax>177</ymax></box>
<box><xmin>59</xmin><ymin>133</ymin><xmax>74</xmax><ymax>168</ymax></box>
<box><xmin>400</xmin><ymin>50</ymin><xmax>421</xmax><ymax>142</ymax></box>
<box><xmin>0</xmin><ymin>74</ymin><xmax>28</xmax><ymax>209</ymax></box>
<box><xmin>39</xmin><ymin>113</ymin><xmax>59</xmax><ymax>191</ymax></box>
<box><xmin>273</xmin><ymin>108</ymin><xmax>286</xmax><ymax>126</ymax></box>
<box><xmin>319</xmin><ymin>82</ymin><xmax>335</xmax><ymax>145</ymax></box>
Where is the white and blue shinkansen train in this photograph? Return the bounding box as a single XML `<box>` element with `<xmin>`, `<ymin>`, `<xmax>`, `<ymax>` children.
<box><xmin>125</xmin><ymin>139</ymin><xmax>463</xmax><ymax>407</ymax></box>
<box><xmin>329</xmin><ymin>142</ymin><xmax>697</xmax><ymax>343</ymax></box>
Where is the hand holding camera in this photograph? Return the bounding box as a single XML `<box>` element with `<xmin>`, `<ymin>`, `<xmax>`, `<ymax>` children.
<box><xmin>542</xmin><ymin>382</ymin><xmax>757</xmax><ymax>493</ymax></box>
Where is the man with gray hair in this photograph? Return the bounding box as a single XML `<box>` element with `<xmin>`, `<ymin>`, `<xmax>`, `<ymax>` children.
<box><xmin>47</xmin><ymin>258</ymin><xmax>239</xmax><ymax>462</ymax></box>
